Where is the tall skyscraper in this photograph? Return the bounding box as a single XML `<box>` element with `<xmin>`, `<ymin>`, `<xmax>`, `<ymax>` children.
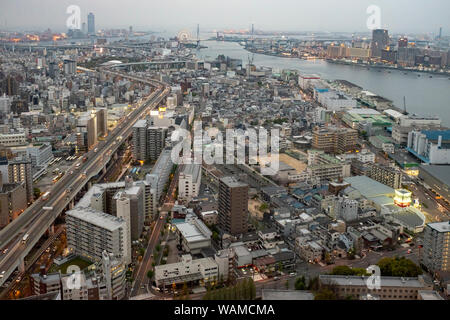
<box><xmin>371</xmin><ymin>29</ymin><xmax>389</xmax><ymax>58</ymax></box>
<box><xmin>218</xmin><ymin>177</ymin><xmax>249</xmax><ymax>236</ymax></box>
<box><xmin>422</xmin><ymin>222</ymin><xmax>450</xmax><ymax>273</ymax></box>
<box><xmin>87</xmin><ymin>12</ymin><xmax>95</xmax><ymax>35</ymax></box>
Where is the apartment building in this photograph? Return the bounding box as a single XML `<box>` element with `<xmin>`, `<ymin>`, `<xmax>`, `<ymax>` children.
<box><xmin>218</xmin><ymin>176</ymin><xmax>249</xmax><ymax>236</ymax></box>
<box><xmin>369</xmin><ymin>164</ymin><xmax>402</xmax><ymax>189</ymax></box>
<box><xmin>422</xmin><ymin>222</ymin><xmax>450</xmax><ymax>273</ymax></box>
<box><xmin>66</xmin><ymin>207</ymin><xmax>131</xmax><ymax>265</ymax></box>
<box><xmin>312</xmin><ymin>127</ymin><xmax>358</xmax><ymax>154</ymax></box>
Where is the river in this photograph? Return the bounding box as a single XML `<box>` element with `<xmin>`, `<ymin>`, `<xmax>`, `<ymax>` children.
<box><xmin>196</xmin><ymin>40</ymin><xmax>450</xmax><ymax>126</ymax></box>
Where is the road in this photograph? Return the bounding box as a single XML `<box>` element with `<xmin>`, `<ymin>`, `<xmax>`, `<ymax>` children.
<box><xmin>0</xmin><ymin>71</ymin><xmax>169</xmax><ymax>286</ymax></box>
<box><xmin>130</xmin><ymin>213</ymin><xmax>166</xmax><ymax>297</ymax></box>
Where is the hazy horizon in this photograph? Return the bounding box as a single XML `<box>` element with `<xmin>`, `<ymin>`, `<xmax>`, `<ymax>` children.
<box><xmin>0</xmin><ymin>0</ymin><xmax>449</xmax><ymax>36</ymax></box>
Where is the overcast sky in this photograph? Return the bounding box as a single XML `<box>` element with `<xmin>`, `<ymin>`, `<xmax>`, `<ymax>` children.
<box><xmin>0</xmin><ymin>0</ymin><xmax>449</xmax><ymax>35</ymax></box>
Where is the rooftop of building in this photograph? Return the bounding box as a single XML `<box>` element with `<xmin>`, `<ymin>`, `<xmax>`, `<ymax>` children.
<box><xmin>427</xmin><ymin>221</ymin><xmax>450</xmax><ymax>233</ymax></box>
<box><xmin>420</xmin><ymin>130</ymin><xmax>450</xmax><ymax>141</ymax></box>
<box><xmin>419</xmin><ymin>165</ymin><xmax>450</xmax><ymax>186</ymax></box>
<box><xmin>220</xmin><ymin>176</ymin><xmax>248</xmax><ymax>188</ymax></box>
<box><xmin>319</xmin><ymin>275</ymin><xmax>426</xmax><ymax>288</ymax></box>
<box><xmin>66</xmin><ymin>207</ymin><xmax>125</xmax><ymax>231</ymax></box>
<box><xmin>344</xmin><ymin>176</ymin><xmax>395</xmax><ymax>198</ymax></box>
<box><xmin>262</xmin><ymin>289</ymin><xmax>314</xmax><ymax>300</ymax></box>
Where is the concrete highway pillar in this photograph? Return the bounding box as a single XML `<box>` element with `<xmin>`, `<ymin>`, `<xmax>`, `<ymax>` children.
<box><xmin>113</xmin><ymin>153</ymin><xmax>118</xmax><ymax>160</ymax></box>
<box><xmin>87</xmin><ymin>181</ymin><xmax>92</xmax><ymax>189</ymax></box>
<box><xmin>102</xmin><ymin>166</ymin><xmax>107</xmax><ymax>175</ymax></box>
<box><xmin>18</xmin><ymin>257</ymin><xmax>25</xmax><ymax>273</ymax></box>
<box><xmin>69</xmin><ymin>200</ymin><xmax>75</xmax><ymax>210</ymax></box>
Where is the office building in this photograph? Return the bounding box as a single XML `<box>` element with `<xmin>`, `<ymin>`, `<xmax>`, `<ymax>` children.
<box><xmin>0</xmin><ymin>132</ymin><xmax>27</xmax><ymax>147</ymax></box>
<box><xmin>175</xmin><ymin>214</ymin><xmax>212</xmax><ymax>254</ymax></box>
<box><xmin>26</xmin><ymin>143</ymin><xmax>54</xmax><ymax>170</ymax></box>
<box><xmin>370</xmin><ymin>164</ymin><xmax>403</xmax><ymax>189</ymax></box>
<box><xmin>87</xmin><ymin>13</ymin><xmax>95</xmax><ymax>35</ymax></box>
<box><xmin>371</xmin><ymin>29</ymin><xmax>389</xmax><ymax>58</ymax></box>
<box><xmin>154</xmin><ymin>254</ymin><xmax>218</xmax><ymax>288</ymax></box>
<box><xmin>319</xmin><ymin>275</ymin><xmax>431</xmax><ymax>300</ymax></box>
<box><xmin>66</xmin><ymin>207</ymin><xmax>131</xmax><ymax>265</ymax></box>
<box><xmin>218</xmin><ymin>176</ymin><xmax>249</xmax><ymax>236</ymax></box>
<box><xmin>422</xmin><ymin>222</ymin><xmax>450</xmax><ymax>273</ymax></box>
<box><xmin>312</xmin><ymin>127</ymin><xmax>358</xmax><ymax>154</ymax></box>
<box><xmin>178</xmin><ymin>163</ymin><xmax>201</xmax><ymax>203</ymax></box>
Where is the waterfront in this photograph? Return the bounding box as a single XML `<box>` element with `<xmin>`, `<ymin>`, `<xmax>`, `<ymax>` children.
<box><xmin>197</xmin><ymin>40</ymin><xmax>450</xmax><ymax>126</ymax></box>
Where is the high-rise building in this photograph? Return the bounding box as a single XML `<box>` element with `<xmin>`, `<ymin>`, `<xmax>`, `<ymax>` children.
<box><xmin>0</xmin><ymin>173</ymin><xmax>27</xmax><ymax>229</ymax></box>
<box><xmin>66</xmin><ymin>207</ymin><xmax>131</xmax><ymax>265</ymax></box>
<box><xmin>422</xmin><ymin>222</ymin><xmax>450</xmax><ymax>273</ymax></box>
<box><xmin>132</xmin><ymin>120</ymin><xmax>147</xmax><ymax>161</ymax></box>
<box><xmin>147</xmin><ymin>126</ymin><xmax>167</xmax><ymax>161</ymax></box>
<box><xmin>114</xmin><ymin>185</ymin><xmax>145</xmax><ymax>241</ymax></box>
<box><xmin>218</xmin><ymin>176</ymin><xmax>249</xmax><ymax>236</ymax></box>
<box><xmin>132</xmin><ymin>120</ymin><xmax>167</xmax><ymax>162</ymax></box>
<box><xmin>95</xmin><ymin>108</ymin><xmax>108</xmax><ymax>137</ymax></box>
<box><xmin>63</xmin><ymin>59</ymin><xmax>77</xmax><ymax>75</ymax></box>
<box><xmin>87</xmin><ymin>13</ymin><xmax>95</xmax><ymax>35</ymax></box>
<box><xmin>8</xmin><ymin>156</ymin><xmax>33</xmax><ymax>203</ymax></box>
<box><xmin>77</xmin><ymin>111</ymin><xmax>98</xmax><ymax>151</ymax></box>
<box><xmin>371</xmin><ymin>29</ymin><xmax>389</xmax><ymax>58</ymax></box>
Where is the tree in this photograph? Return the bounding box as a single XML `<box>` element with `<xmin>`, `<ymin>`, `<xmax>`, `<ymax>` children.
<box><xmin>155</xmin><ymin>244</ymin><xmax>161</xmax><ymax>252</ymax></box>
<box><xmin>330</xmin><ymin>265</ymin><xmax>369</xmax><ymax>276</ymax></box>
<box><xmin>314</xmin><ymin>288</ymin><xmax>337</xmax><ymax>300</ymax></box>
<box><xmin>307</xmin><ymin>276</ymin><xmax>320</xmax><ymax>292</ymax></box>
<box><xmin>377</xmin><ymin>257</ymin><xmax>422</xmax><ymax>277</ymax></box>
<box><xmin>33</xmin><ymin>187</ymin><xmax>41</xmax><ymax>199</ymax></box>
<box><xmin>146</xmin><ymin>270</ymin><xmax>154</xmax><ymax>279</ymax></box>
<box><xmin>295</xmin><ymin>276</ymin><xmax>307</xmax><ymax>290</ymax></box>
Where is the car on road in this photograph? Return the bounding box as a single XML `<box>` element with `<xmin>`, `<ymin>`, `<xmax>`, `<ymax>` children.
<box><xmin>0</xmin><ymin>271</ymin><xmax>5</xmax><ymax>278</ymax></box>
<box><xmin>407</xmin><ymin>249</ymin><xmax>412</xmax><ymax>254</ymax></box>
<box><xmin>16</xmin><ymin>276</ymin><xmax>21</xmax><ymax>283</ymax></box>
<box><xmin>2</xmin><ymin>248</ymin><xmax>8</xmax><ymax>254</ymax></box>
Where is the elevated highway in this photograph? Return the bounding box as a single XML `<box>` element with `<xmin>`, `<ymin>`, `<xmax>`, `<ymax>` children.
<box><xmin>0</xmin><ymin>71</ymin><xmax>169</xmax><ymax>287</ymax></box>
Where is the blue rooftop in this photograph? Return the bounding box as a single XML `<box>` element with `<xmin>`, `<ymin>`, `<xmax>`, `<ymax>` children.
<box><xmin>422</xmin><ymin>130</ymin><xmax>450</xmax><ymax>141</ymax></box>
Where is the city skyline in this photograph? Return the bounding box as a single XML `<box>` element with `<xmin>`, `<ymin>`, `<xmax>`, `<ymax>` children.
<box><xmin>0</xmin><ymin>0</ymin><xmax>449</xmax><ymax>34</ymax></box>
